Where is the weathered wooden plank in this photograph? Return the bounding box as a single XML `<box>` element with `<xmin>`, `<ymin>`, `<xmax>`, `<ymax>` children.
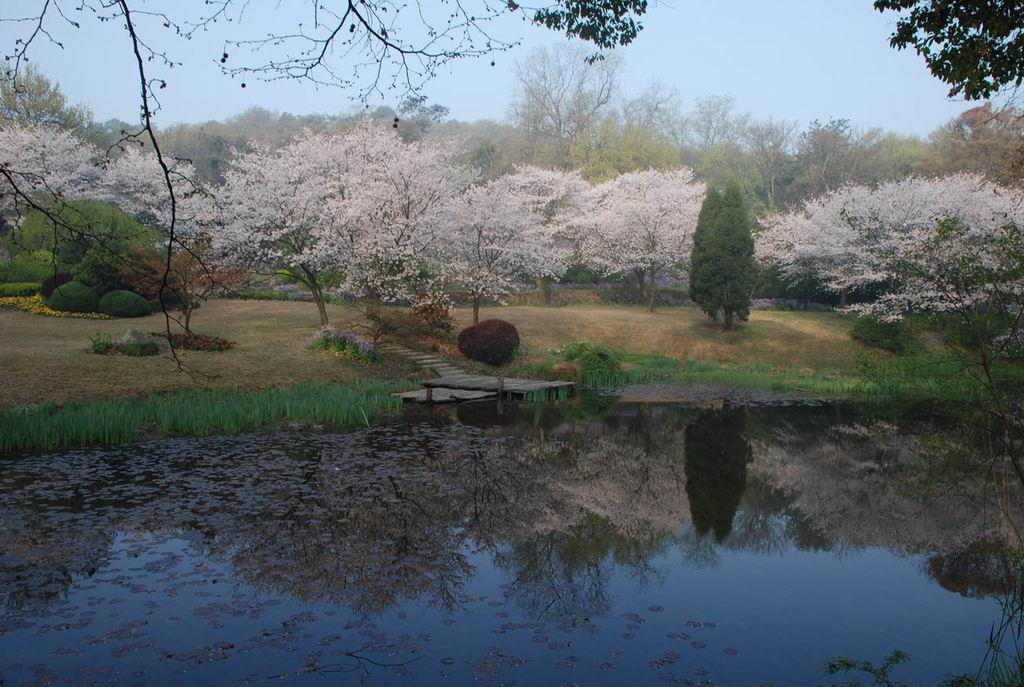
<box><xmin>395</xmin><ymin>388</ymin><xmax>496</xmax><ymax>403</ymax></box>
<box><xmin>421</xmin><ymin>375</ymin><xmax>574</xmax><ymax>395</ymax></box>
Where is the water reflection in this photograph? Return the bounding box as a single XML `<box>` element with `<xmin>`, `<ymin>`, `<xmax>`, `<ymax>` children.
<box><xmin>685</xmin><ymin>407</ymin><xmax>751</xmax><ymax>543</ymax></box>
<box><xmin>0</xmin><ymin>397</ymin><xmax>1019</xmax><ymax>685</ymax></box>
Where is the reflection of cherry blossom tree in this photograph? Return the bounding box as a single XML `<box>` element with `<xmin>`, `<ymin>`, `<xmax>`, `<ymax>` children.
<box><xmin>1</xmin><ymin>403</ymin><xmax>1018</xmax><ymax>628</ymax></box>
<box><xmin>748</xmin><ymin>417</ymin><xmax>1022</xmax><ymax>552</ymax></box>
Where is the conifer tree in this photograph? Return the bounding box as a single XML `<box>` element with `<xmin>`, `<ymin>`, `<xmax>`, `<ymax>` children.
<box><xmin>688</xmin><ymin>181</ymin><xmax>756</xmax><ymax>331</ymax></box>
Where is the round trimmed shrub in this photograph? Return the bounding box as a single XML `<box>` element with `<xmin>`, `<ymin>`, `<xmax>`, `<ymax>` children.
<box><xmin>98</xmin><ymin>290</ymin><xmax>153</xmax><ymax>318</ymax></box>
<box><xmin>41</xmin><ymin>272</ymin><xmax>73</xmax><ymax>298</ymax></box>
<box><xmin>457</xmin><ymin>319</ymin><xmax>520</xmax><ymax>366</ymax></box>
<box><xmin>46</xmin><ymin>281</ymin><xmax>98</xmax><ymax>313</ymax></box>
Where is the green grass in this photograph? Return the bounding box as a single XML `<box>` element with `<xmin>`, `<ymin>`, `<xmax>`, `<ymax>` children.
<box><xmin>521</xmin><ymin>348</ymin><xmax>985</xmax><ymax>401</ymax></box>
<box><xmin>0</xmin><ymin>381</ymin><xmax>405</xmax><ymax>454</ymax></box>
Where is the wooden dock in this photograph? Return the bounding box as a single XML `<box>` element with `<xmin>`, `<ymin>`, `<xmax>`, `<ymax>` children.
<box><xmin>379</xmin><ymin>343</ymin><xmax>574</xmax><ymax>404</ymax></box>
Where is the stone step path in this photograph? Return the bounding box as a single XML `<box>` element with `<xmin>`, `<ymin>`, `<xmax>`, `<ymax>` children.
<box><xmin>379</xmin><ymin>343</ymin><xmax>494</xmax><ymax>403</ymax></box>
<box><xmin>379</xmin><ymin>342</ymin><xmax>574</xmax><ymax>404</ymax></box>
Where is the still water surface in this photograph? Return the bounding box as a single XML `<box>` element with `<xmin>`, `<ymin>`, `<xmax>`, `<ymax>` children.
<box><xmin>0</xmin><ymin>398</ymin><xmax>1017</xmax><ymax>686</ymax></box>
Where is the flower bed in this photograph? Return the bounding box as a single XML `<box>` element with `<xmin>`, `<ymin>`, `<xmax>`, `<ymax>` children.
<box><xmin>154</xmin><ymin>332</ymin><xmax>234</xmax><ymax>352</ymax></box>
<box><xmin>0</xmin><ymin>294</ymin><xmax>111</xmax><ymax>319</ymax></box>
<box><xmin>310</xmin><ymin>326</ymin><xmax>377</xmax><ymax>363</ymax></box>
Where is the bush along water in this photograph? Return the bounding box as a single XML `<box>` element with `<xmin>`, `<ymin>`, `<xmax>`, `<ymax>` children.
<box><xmin>850</xmin><ymin>315</ymin><xmax>921</xmax><ymax>355</ymax></box>
<box><xmin>457</xmin><ymin>319</ymin><xmax>520</xmax><ymax>366</ymax></box>
<box><xmin>0</xmin><ymin>381</ymin><xmax>404</xmax><ymax>454</ymax></box>
<box><xmin>310</xmin><ymin>326</ymin><xmax>377</xmax><ymax>363</ymax></box>
<box><xmin>558</xmin><ymin>341</ymin><xmax>622</xmax><ymax>383</ymax></box>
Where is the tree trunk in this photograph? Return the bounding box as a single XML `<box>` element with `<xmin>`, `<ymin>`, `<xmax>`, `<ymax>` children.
<box><xmin>472</xmin><ymin>296</ymin><xmax>481</xmax><ymax>324</ymax></box>
<box><xmin>298</xmin><ymin>266</ymin><xmax>330</xmax><ymax>326</ymax></box>
<box><xmin>647</xmin><ymin>269</ymin><xmax>658</xmax><ymax>312</ymax></box>
<box><xmin>536</xmin><ymin>276</ymin><xmax>551</xmax><ymax>306</ymax></box>
<box><xmin>634</xmin><ymin>268</ymin><xmax>647</xmax><ymax>305</ymax></box>
<box><xmin>723</xmin><ymin>309</ymin><xmax>735</xmax><ymax>331</ymax></box>
<box><xmin>314</xmin><ymin>294</ymin><xmax>329</xmax><ymax>326</ymax></box>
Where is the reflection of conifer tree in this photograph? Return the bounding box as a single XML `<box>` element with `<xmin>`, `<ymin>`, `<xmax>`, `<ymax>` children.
<box><xmin>684</xmin><ymin>406</ymin><xmax>752</xmax><ymax>542</ymax></box>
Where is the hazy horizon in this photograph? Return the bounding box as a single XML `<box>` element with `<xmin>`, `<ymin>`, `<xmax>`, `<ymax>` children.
<box><xmin>1</xmin><ymin>0</ymin><xmax>976</xmax><ymax>135</ymax></box>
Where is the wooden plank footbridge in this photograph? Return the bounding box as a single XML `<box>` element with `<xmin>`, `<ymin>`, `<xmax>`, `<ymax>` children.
<box><xmin>379</xmin><ymin>343</ymin><xmax>574</xmax><ymax>404</ymax></box>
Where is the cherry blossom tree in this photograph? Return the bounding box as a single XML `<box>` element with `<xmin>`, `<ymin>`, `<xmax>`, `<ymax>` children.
<box><xmin>212</xmin><ymin>129</ymin><xmax>361</xmax><ymax>325</ymax></box>
<box><xmin>0</xmin><ymin>122</ymin><xmax>99</xmax><ymax>217</ymax></box>
<box><xmin>443</xmin><ymin>166</ymin><xmax>586</xmax><ymax>323</ymax></box>
<box><xmin>212</xmin><ymin>120</ymin><xmax>474</xmax><ymax>326</ymax></box>
<box><xmin>338</xmin><ymin>125</ymin><xmax>477</xmax><ymax>306</ymax></box>
<box><xmin>99</xmin><ymin>144</ymin><xmax>202</xmax><ymax>231</ymax></box>
<box><xmin>577</xmin><ymin>168</ymin><xmax>706</xmax><ymax>311</ymax></box>
<box><xmin>758</xmin><ymin>174</ymin><xmax>1024</xmax><ymax>312</ymax></box>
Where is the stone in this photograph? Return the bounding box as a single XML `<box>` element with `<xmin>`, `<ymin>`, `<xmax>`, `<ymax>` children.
<box><xmin>116</xmin><ymin>328</ymin><xmax>170</xmax><ymax>353</ymax></box>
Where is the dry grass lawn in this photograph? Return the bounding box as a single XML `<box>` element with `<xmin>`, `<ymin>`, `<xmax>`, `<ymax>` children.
<box><xmin>0</xmin><ymin>299</ymin><xmax>412</xmax><ymax>407</ymax></box>
<box><xmin>1</xmin><ymin>298</ymin><xmax>865</xmax><ymax>407</ymax></box>
<box><xmin>459</xmin><ymin>304</ymin><xmax>864</xmax><ymax>370</ymax></box>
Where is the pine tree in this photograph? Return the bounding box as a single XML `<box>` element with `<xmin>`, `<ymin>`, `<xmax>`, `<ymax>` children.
<box><xmin>688</xmin><ymin>181</ymin><xmax>756</xmax><ymax>331</ymax></box>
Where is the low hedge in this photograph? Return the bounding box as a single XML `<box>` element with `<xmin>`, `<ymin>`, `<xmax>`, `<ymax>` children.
<box><xmin>0</xmin><ymin>282</ymin><xmax>42</xmax><ymax>297</ymax></box>
<box><xmin>46</xmin><ymin>281</ymin><xmax>98</xmax><ymax>313</ymax></box>
<box><xmin>98</xmin><ymin>290</ymin><xmax>153</xmax><ymax>318</ymax></box>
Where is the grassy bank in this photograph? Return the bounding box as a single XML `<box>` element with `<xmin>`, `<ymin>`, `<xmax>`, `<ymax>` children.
<box><xmin>0</xmin><ymin>381</ymin><xmax>405</xmax><ymax>454</ymax></box>
<box><xmin>517</xmin><ymin>348</ymin><xmax>981</xmax><ymax>401</ymax></box>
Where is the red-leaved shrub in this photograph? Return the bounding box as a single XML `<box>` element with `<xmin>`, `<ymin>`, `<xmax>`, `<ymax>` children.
<box><xmin>41</xmin><ymin>272</ymin><xmax>73</xmax><ymax>298</ymax></box>
<box><xmin>457</xmin><ymin>319</ymin><xmax>520</xmax><ymax>366</ymax></box>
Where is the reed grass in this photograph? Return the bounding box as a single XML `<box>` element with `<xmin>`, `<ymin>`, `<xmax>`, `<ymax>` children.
<box><xmin>0</xmin><ymin>381</ymin><xmax>404</xmax><ymax>454</ymax></box>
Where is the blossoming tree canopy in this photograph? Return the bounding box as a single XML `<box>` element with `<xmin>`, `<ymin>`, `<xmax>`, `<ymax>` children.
<box><xmin>443</xmin><ymin>166</ymin><xmax>586</xmax><ymax>323</ymax></box>
<box><xmin>0</xmin><ymin>122</ymin><xmax>100</xmax><ymax>214</ymax></box>
<box><xmin>758</xmin><ymin>173</ymin><xmax>1024</xmax><ymax>320</ymax></box>
<box><xmin>579</xmin><ymin>168</ymin><xmax>706</xmax><ymax>310</ymax></box>
<box><xmin>338</xmin><ymin>122</ymin><xmax>477</xmax><ymax>304</ymax></box>
<box><xmin>99</xmin><ymin>144</ymin><xmax>202</xmax><ymax>233</ymax></box>
<box><xmin>212</xmin><ymin>128</ymin><xmax>362</xmax><ymax>325</ymax></box>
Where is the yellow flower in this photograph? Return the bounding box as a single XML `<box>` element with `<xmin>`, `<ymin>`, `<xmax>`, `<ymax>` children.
<box><xmin>0</xmin><ymin>295</ymin><xmax>111</xmax><ymax>319</ymax></box>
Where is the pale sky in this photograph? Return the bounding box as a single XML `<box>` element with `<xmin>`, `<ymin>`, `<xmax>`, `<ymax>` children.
<box><xmin>0</xmin><ymin>1</ymin><xmax>972</xmax><ymax>135</ymax></box>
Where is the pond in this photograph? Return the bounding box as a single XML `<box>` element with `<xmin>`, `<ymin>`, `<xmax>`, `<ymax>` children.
<box><xmin>0</xmin><ymin>395</ymin><xmax>1019</xmax><ymax>686</ymax></box>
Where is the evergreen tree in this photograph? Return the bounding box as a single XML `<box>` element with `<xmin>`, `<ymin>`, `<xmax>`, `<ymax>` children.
<box><xmin>688</xmin><ymin>181</ymin><xmax>756</xmax><ymax>330</ymax></box>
